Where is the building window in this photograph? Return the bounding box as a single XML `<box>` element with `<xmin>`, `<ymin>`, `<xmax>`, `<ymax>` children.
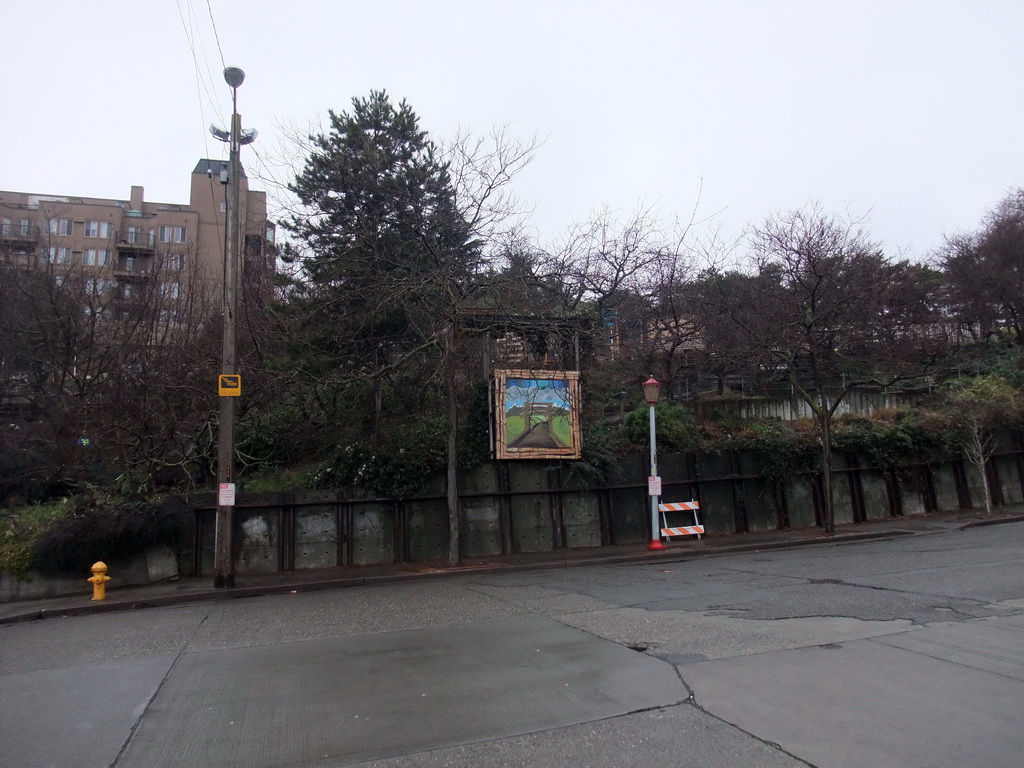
<box><xmin>1</xmin><ymin>218</ymin><xmax>9</xmax><ymax>236</ymax></box>
<box><xmin>220</xmin><ymin>202</ymin><xmax>227</xmax><ymax>213</ymax></box>
<box><xmin>158</xmin><ymin>225</ymin><xmax>187</xmax><ymax>243</ymax></box>
<box><xmin>84</xmin><ymin>221</ymin><xmax>112</xmax><ymax>238</ymax></box>
<box><xmin>127</xmin><ymin>226</ymin><xmax>140</xmax><ymax>243</ymax></box>
<box><xmin>19</xmin><ymin>219</ymin><xmax>31</xmax><ymax>236</ymax></box>
<box><xmin>46</xmin><ymin>218</ymin><xmax>73</xmax><ymax>236</ymax></box>
<box><xmin>123</xmin><ymin>255</ymin><xmax>136</xmax><ymax>272</ymax></box>
<box><xmin>82</xmin><ymin>249</ymin><xmax>109</xmax><ymax>267</ymax></box>
<box><xmin>162</xmin><ymin>282</ymin><xmax>180</xmax><ymax>299</ymax></box>
<box><xmin>165</xmin><ymin>253</ymin><xmax>183</xmax><ymax>271</ymax></box>
<box><xmin>86</xmin><ymin>278</ymin><xmax>110</xmax><ymax>295</ymax></box>
<box><xmin>48</xmin><ymin>247</ymin><xmax>71</xmax><ymax>264</ymax></box>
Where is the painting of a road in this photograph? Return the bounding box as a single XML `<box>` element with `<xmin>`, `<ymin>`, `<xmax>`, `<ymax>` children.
<box><xmin>494</xmin><ymin>370</ymin><xmax>582</xmax><ymax>459</ymax></box>
<box><xmin>505</xmin><ymin>379</ymin><xmax>572</xmax><ymax>449</ymax></box>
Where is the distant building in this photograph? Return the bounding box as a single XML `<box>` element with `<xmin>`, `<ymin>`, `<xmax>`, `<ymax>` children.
<box><xmin>0</xmin><ymin>159</ymin><xmax>275</xmax><ymax>321</ymax></box>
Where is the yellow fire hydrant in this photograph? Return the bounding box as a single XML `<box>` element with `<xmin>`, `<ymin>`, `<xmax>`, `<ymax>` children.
<box><xmin>87</xmin><ymin>561</ymin><xmax>111</xmax><ymax>601</ymax></box>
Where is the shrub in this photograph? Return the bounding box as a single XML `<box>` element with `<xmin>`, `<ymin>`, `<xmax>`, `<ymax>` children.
<box><xmin>623</xmin><ymin>402</ymin><xmax>699</xmax><ymax>451</ymax></box>
<box><xmin>30</xmin><ymin>495</ymin><xmax>188</xmax><ymax>576</ymax></box>
<box><xmin>729</xmin><ymin>418</ymin><xmax>820</xmax><ymax>485</ymax></box>
<box><xmin>833</xmin><ymin>408</ymin><xmax>958</xmax><ymax>470</ymax></box>
<box><xmin>0</xmin><ymin>502</ymin><xmax>69</xmax><ymax>573</ymax></box>
<box><xmin>562</xmin><ymin>421</ymin><xmax>634</xmax><ymax>487</ymax></box>
<box><xmin>306</xmin><ymin>415</ymin><xmax>448</xmax><ymax>498</ymax></box>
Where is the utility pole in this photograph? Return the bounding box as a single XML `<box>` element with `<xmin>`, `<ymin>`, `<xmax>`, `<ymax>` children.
<box><xmin>211</xmin><ymin>66</ymin><xmax>255</xmax><ymax>588</ymax></box>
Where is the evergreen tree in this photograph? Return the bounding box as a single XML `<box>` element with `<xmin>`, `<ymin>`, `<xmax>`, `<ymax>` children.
<box><xmin>281</xmin><ymin>91</ymin><xmax>478</xmax><ymax>426</ymax></box>
<box><xmin>278</xmin><ymin>92</ymin><xmax>484</xmax><ymax>564</ymax></box>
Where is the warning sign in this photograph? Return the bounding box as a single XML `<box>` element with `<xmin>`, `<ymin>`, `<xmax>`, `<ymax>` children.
<box><xmin>219</xmin><ymin>375</ymin><xmax>242</xmax><ymax>396</ymax></box>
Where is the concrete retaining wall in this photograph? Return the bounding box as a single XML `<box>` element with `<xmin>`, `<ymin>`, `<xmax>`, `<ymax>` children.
<box><xmin>1</xmin><ymin>546</ymin><xmax>178</xmax><ymax>602</ymax></box>
<box><xmin>179</xmin><ymin>439</ymin><xmax>1024</xmax><ymax>577</ymax></box>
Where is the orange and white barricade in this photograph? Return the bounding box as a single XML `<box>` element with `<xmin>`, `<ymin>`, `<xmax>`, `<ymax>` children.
<box><xmin>658</xmin><ymin>500</ymin><xmax>704</xmax><ymax>539</ymax></box>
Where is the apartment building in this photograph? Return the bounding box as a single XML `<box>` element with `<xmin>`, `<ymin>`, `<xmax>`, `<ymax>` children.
<box><xmin>0</xmin><ymin>159</ymin><xmax>274</xmax><ymax>320</ymax></box>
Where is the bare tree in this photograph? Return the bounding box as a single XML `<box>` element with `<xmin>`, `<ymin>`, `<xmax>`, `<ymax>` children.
<box><xmin>0</xmin><ymin>231</ymin><xmax>227</xmax><ymax>500</ymax></box>
<box><xmin>940</xmin><ymin>189</ymin><xmax>1024</xmax><ymax>345</ymax></box>
<box><xmin>442</xmin><ymin>124</ymin><xmax>539</xmax><ymax>250</ymax></box>
<box><xmin>945</xmin><ymin>375</ymin><xmax>1023</xmax><ymax>514</ymax></box>
<box><xmin>541</xmin><ymin>205</ymin><xmax>669</xmax><ymax>311</ymax></box>
<box><xmin>709</xmin><ymin>205</ymin><xmax>945</xmax><ymax>532</ymax></box>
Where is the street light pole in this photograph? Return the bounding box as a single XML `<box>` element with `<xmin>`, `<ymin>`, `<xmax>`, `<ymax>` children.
<box><xmin>213</xmin><ymin>66</ymin><xmax>247</xmax><ymax>589</ymax></box>
<box><xmin>644</xmin><ymin>377</ymin><xmax>665</xmax><ymax>551</ymax></box>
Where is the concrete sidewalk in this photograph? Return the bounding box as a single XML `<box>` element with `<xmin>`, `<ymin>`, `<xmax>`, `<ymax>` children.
<box><xmin>3</xmin><ymin>508</ymin><xmax>1023</xmax><ymax>626</ymax></box>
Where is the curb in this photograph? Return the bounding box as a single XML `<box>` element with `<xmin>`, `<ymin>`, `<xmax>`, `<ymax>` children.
<box><xmin>959</xmin><ymin>513</ymin><xmax>1024</xmax><ymax>529</ymax></box>
<box><xmin>2</xmin><ymin>516</ymin><xmax>1020</xmax><ymax>625</ymax></box>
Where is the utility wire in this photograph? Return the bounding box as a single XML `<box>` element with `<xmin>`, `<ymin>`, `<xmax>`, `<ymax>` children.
<box><xmin>205</xmin><ymin>0</ymin><xmax>228</xmax><ymax>72</ymax></box>
<box><xmin>176</xmin><ymin>0</ymin><xmax>226</xmax><ymax>127</ymax></box>
<box><xmin>192</xmin><ymin>0</ymin><xmax>228</xmax><ymax>124</ymax></box>
<box><xmin>176</xmin><ymin>0</ymin><xmax>228</xmax><ymax>267</ymax></box>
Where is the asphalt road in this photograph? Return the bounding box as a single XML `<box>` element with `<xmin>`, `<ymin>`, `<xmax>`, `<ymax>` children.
<box><xmin>2</xmin><ymin>522</ymin><xmax>1023</xmax><ymax>767</ymax></box>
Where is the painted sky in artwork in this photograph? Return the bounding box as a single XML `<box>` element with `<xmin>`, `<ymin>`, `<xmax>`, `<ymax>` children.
<box><xmin>505</xmin><ymin>379</ymin><xmax>570</xmax><ymax>411</ymax></box>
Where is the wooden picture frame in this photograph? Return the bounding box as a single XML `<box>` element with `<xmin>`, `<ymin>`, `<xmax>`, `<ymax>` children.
<box><xmin>493</xmin><ymin>369</ymin><xmax>582</xmax><ymax>460</ymax></box>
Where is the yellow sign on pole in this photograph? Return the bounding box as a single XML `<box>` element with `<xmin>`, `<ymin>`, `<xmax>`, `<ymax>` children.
<box><xmin>219</xmin><ymin>375</ymin><xmax>242</xmax><ymax>396</ymax></box>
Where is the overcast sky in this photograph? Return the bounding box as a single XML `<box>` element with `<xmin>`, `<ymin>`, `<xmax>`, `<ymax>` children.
<box><xmin>4</xmin><ymin>1</ymin><xmax>1023</xmax><ymax>259</ymax></box>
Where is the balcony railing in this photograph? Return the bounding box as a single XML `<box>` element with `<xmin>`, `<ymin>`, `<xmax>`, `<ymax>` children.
<box><xmin>114</xmin><ymin>230</ymin><xmax>156</xmax><ymax>252</ymax></box>
<box><xmin>113</xmin><ymin>255</ymin><xmax>155</xmax><ymax>277</ymax></box>
<box><xmin>0</xmin><ymin>225</ymin><xmax>38</xmax><ymax>244</ymax></box>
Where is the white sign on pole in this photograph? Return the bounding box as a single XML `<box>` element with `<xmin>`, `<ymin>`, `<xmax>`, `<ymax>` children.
<box><xmin>648</xmin><ymin>475</ymin><xmax>662</xmax><ymax>496</ymax></box>
<box><xmin>219</xmin><ymin>482</ymin><xmax>236</xmax><ymax>507</ymax></box>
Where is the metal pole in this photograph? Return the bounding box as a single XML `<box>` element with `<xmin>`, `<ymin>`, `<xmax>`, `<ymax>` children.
<box><xmin>214</xmin><ymin>89</ymin><xmax>242</xmax><ymax>588</ymax></box>
<box><xmin>648</xmin><ymin>402</ymin><xmax>664</xmax><ymax>550</ymax></box>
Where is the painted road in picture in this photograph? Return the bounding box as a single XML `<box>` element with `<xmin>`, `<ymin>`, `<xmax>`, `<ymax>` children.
<box><xmin>505</xmin><ymin>378</ymin><xmax>572</xmax><ymax>450</ymax></box>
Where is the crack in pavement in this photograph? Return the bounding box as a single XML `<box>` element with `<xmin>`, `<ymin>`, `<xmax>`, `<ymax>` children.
<box><xmin>717</xmin><ymin>565</ymin><xmax>1024</xmax><ymax>611</ymax></box>
<box><xmin>680</xmin><ymin>692</ymin><xmax>820</xmax><ymax>768</ymax></box>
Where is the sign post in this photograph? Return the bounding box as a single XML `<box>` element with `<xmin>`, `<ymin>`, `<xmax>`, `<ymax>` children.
<box><xmin>644</xmin><ymin>377</ymin><xmax>665</xmax><ymax>551</ymax></box>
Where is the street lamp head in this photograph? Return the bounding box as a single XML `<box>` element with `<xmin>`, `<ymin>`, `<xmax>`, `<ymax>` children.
<box><xmin>223</xmin><ymin>67</ymin><xmax>246</xmax><ymax>89</ymax></box>
<box><xmin>643</xmin><ymin>377</ymin><xmax>661</xmax><ymax>406</ymax></box>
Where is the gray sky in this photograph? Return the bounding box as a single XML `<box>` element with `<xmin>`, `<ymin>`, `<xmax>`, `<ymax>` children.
<box><xmin>5</xmin><ymin>1</ymin><xmax>1023</xmax><ymax>258</ymax></box>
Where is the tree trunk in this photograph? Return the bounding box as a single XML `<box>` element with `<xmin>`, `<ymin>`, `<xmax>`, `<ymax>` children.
<box><xmin>820</xmin><ymin>409</ymin><xmax>836</xmax><ymax>534</ymax></box>
<box><xmin>967</xmin><ymin>425</ymin><xmax>993</xmax><ymax>515</ymax></box>
<box><xmin>978</xmin><ymin>457</ymin><xmax>993</xmax><ymax>515</ymax></box>
<box><xmin>445</xmin><ymin>345</ymin><xmax>461</xmax><ymax>566</ymax></box>
<box><xmin>371</xmin><ymin>348</ymin><xmax>383</xmax><ymax>436</ymax></box>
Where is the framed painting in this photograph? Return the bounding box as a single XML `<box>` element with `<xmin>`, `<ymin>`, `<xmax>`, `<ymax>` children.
<box><xmin>493</xmin><ymin>369</ymin><xmax>582</xmax><ymax>460</ymax></box>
